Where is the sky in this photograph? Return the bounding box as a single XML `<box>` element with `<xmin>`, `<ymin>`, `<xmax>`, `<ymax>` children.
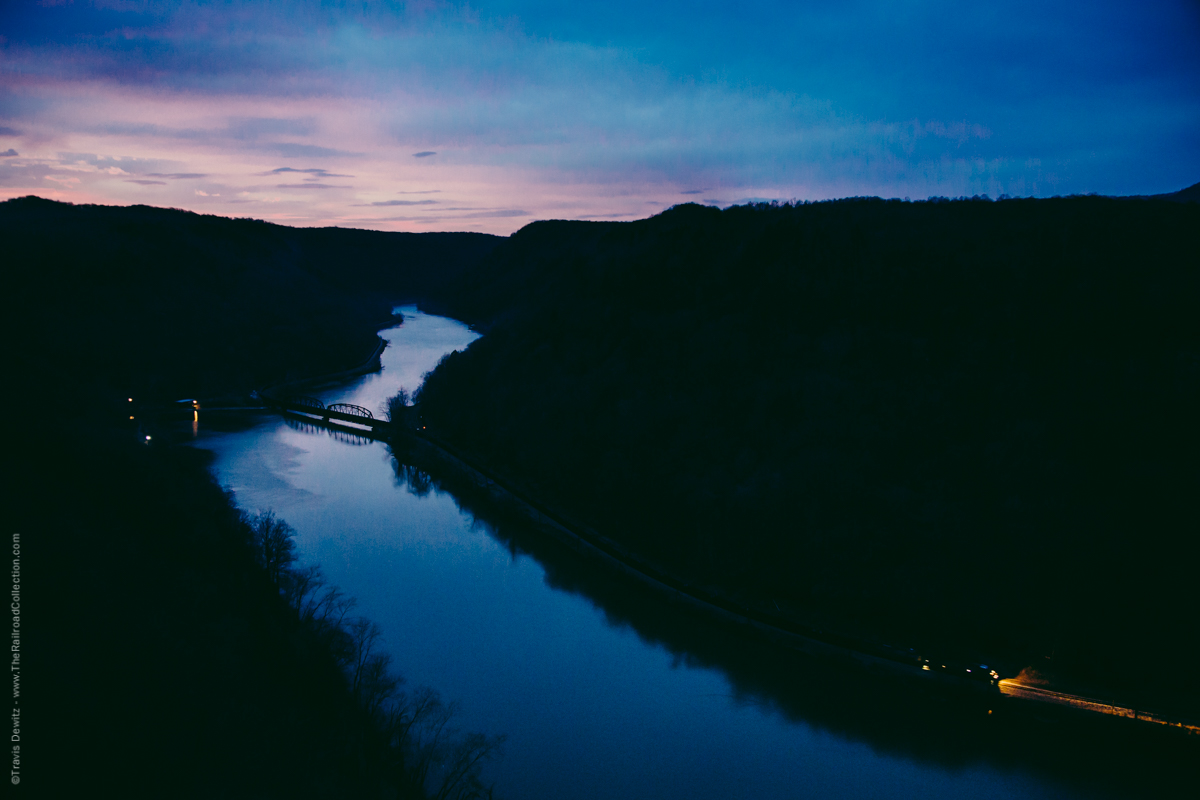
<box><xmin>1</xmin><ymin>1</ymin><xmax>1197</xmax><ymax>234</ymax></box>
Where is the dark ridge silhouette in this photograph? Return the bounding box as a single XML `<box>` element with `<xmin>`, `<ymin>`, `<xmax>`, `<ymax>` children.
<box><xmin>2</xmin><ymin>195</ymin><xmax>500</xmax><ymax>403</ymax></box>
<box><xmin>9</xmin><ymin>188</ymin><xmax>1198</xmax><ymax>795</ymax></box>
<box><xmin>6</xmin><ymin>195</ymin><xmax>504</xmax><ymax>798</ymax></box>
<box><xmin>1145</xmin><ymin>180</ymin><xmax>1200</xmax><ymax>202</ymax></box>
<box><xmin>414</xmin><ymin>193</ymin><xmax>1200</xmax><ymax>712</ymax></box>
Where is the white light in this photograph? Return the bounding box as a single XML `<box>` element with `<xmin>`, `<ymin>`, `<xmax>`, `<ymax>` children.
<box><xmin>145</xmin><ymin>435</ymin><xmax>151</xmax><ymax>440</ymax></box>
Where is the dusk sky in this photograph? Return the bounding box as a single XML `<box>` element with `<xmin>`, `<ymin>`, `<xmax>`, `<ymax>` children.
<box><xmin>2</xmin><ymin>1</ymin><xmax>1197</xmax><ymax>234</ymax></box>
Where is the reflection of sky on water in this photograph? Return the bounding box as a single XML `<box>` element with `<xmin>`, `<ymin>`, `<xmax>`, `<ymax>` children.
<box><xmin>189</xmin><ymin>308</ymin><xmax>1143</xmax><ymax>799</ymax></box>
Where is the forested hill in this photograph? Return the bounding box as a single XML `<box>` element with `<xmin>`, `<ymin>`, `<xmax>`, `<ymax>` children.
<box><xmin>8</xmin><ymin>198</ymin><xmax>506</xmax><ymax>796</ymax></box>
<box><xmin>417</xmin><ymin>195</ymin><xmax>1200</xmax><ymax>708</ymax></box>
<box><xmin>4</xmin><ymin>196</ymin><xmax>500</xmax><ymax>403</ymax></box>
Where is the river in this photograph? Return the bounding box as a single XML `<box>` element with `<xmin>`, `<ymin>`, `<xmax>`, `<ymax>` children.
<box><xmin>185</xmin><ymin>307</ymin><xmax>1184</xmax><ymax>800</ymax></box>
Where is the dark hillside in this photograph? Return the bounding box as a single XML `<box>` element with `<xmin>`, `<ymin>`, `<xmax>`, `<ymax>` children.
<box><xmin>1147</xmin><ymin>180</ymin><xmax>1200</xmax><ymax>202</ymax></box>
<box><xmin>21</xmin><ymin>418</ymin><xmax>502</xmax><ymax>799</ymax></box>
<box><xmin>417</xmin><ymin>196</ymin><xmax>1200</xmax><ymax>709</ymax></box>
<box><xmin>3</xmin><ymin>196</ymin><xmax>499</xmax><ymax>401</ymax></box>
<box><xmin>22</xmin><ymin>428</ymin><xmax>363</xmax><ymax>797</ymax></box>
<box><xmin>7</xmin><ymin>197</ymin><xmax>504</xmax><ymax>797</ymax></box>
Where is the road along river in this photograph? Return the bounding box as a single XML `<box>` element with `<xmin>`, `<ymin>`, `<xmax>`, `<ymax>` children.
<box><xmin>185</xmin><ymin>307</ymin><xmax>1193</xmax><ymax>800</ymax></box>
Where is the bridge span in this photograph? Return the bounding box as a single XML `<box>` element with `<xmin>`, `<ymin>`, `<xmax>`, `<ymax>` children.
<box><xmin>264</xmin><ymin>394</ymin><xmax>397</xmax><ymax>438</ymax></box>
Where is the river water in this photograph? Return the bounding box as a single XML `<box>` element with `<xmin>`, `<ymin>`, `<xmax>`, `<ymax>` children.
<box><xmin>186</xmin><ymin>307</ymin><xmax>1178</xmax><ymax>800</ymax></box>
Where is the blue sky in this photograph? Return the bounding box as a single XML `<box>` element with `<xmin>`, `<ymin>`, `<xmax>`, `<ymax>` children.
<box><xmin>2</xmin><ymin>1</ymin><xmax>1197</xmax><ymax>232</ymax></box>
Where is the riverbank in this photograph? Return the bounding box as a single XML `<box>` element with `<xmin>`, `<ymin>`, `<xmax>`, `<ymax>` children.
<box><xmin>384</xmin><ymin>419</ymin><xmax>1199</xmax><ymax>736</ymax></box>
<box><xmin>21</xmin><ymin>424</ymin><xmax>376</xmax><ymax>797</ymax></box>
<box><xmin>415</xmin><ymin>196</ymin><xmax>1200</xmax><ymax>719</ymax></box>
<box><xmin>20</xmin><ymin>366</ymin><xmax>502</xmax><ymax>797</ymax></box>
<box><xmin>3</xmin><ymin>195</ymin><xmax>508</xmax><ymax>795</ymax></box>
<box><xmin>183</xmin><ymin>306</ymin><xmax>1198</xmax><ymax>800</ymax></box>
<box><xmin>251</xmin><ymin>308</ymin><xmax>1199</xmax><ymax>734</ymax></box>
<box><xmin>258</xmin><ymin>321</ymin><xmax>395</xmax><ymax>399</ymax></box>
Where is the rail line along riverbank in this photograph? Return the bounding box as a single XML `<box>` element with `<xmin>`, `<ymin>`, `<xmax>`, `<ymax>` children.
<box><xmin>387</xmin><ymin>420</ymin><xmax>1200</xmax><ymax>735</ymax></box>
<box><xmin>179</xmin><ymin>306</ymin><xmax>1198</xmax><ymax>799</ymax></box>
<box><xmin>254</xmin><ymin>321</ymin><xmax>1200</xmax><ymax>738</ymax></box>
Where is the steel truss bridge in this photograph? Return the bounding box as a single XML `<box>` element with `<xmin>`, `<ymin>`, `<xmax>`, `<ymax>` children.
<box><xmin>264</xmin><ymin>394</ymin><xmax>395</xmax><ymax>439</ymax></box>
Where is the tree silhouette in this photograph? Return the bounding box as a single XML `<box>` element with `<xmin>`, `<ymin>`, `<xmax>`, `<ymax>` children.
<box><xmin>249</xmin><ymin>510</ymin><xmax>297</xmax><ymax>586</ymax></box>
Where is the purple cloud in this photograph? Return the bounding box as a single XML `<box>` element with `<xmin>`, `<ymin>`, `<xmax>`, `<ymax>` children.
<box><xmin>270</xmin><ymin>143</ymin><xmax>357</xmax><ymax>158</ymax></box>
<box><xmin>275</xmin><ymin>183</ymin><xmax>352</xmax><ymax>189</ymax></box>
<box><xmin>2</xmin><ymin>0</ymin><xmax>1196</xmax><ymax>232</ymax></box>
<box><xmin>354</xmin><ymin>199</ymin><xmax>439</xmax><ymax>206</ymax></box>
<box><xmin>264</xmin><ymin>167</ymin><xmax>355</xmax><ymax>177</ymax></box>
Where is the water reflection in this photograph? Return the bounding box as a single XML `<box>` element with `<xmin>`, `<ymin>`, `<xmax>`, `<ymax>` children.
<box><xmin>394</xmin><ymin>462</ymin><xmax>435</xmax><ymax>497</ymax></box>
<box><xmin>186</xmin><ymin>307</ymin><xmax>1193</xmax><ymax>800</ymax></box>
<box><xmin>387</xmin><ymin>445</ymin><xmax>1197</xmax><ymax>799</ymax></box>
<box><xmin>282</xmin><ymin>415</ymin><xmax>374</xmax><ymax>446</ymax></box>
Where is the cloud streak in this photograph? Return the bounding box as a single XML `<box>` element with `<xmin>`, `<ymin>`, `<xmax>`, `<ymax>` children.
<box><xmin>1</xmin><ymin>0</ymin><xmax>1196</xmax><ymax>232</ymax></box>
<box><xmin>360</xmin><ymin>208</ymin><xmax>531</xmax><ymax>223</ymax></box>
<box><xmin>265</xmin><ymin>167</ymin><xmax>354</xmax><ymax>177</ymax></box>
<box><xmin>355</xmin><ymin>199</ymin><xmax>439</xmax><ymax>206</ymax></box>
<box><xmin>275</xmin><ymin>183</ymin><xmax>352</xmax><ymax>190</ymax></box>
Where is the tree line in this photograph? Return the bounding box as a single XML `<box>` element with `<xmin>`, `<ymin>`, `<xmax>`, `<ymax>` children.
<box><xmin>415</xmin><ymin>195</ymin><xmax>1200</xmax><ymax>711</ymax></box>
<box><xmin>20</xmin><ymin>420</ymin><xmax>500</xmax><ymax>798</ymax></box>
<box><xmin>3</xmin><ymin>195</ymin><xmax>499</xmax><ymax>403</ymax></box>
<box><xmin>6</xmin><ymin>195</ymin><xmax>507</xmax><ymax>797</ymax></box>
<box><xmin>249</xmin><ymin>510</ymin><xmax>504</xmax><ymax>799</ymax></box>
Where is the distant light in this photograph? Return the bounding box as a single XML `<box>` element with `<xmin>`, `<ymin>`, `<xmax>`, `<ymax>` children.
<box><xmin>128</xmin><ymin>398</ymin><xmax>133</xmax><ymax>402</ymax></box>
<box><xmin>145</xmin><ymin>435</ymin><xmax>151</xmax><ymax>440</ymax></box>
<box><xmin>922</xmin><ymin>665</ymin><xmax>930</xmax><ymax>671</ymax></box>
<box><xmin>129</xmin><ymin>416</ymin><xmax>134</xmax><ymax>420</ymax></box>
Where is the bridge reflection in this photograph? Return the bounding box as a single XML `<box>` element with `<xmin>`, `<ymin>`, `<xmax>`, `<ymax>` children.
<box><xmin>283</xmin><ymin>415</ymin><xmax>373</xmax><ymax>445</ymax></box>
